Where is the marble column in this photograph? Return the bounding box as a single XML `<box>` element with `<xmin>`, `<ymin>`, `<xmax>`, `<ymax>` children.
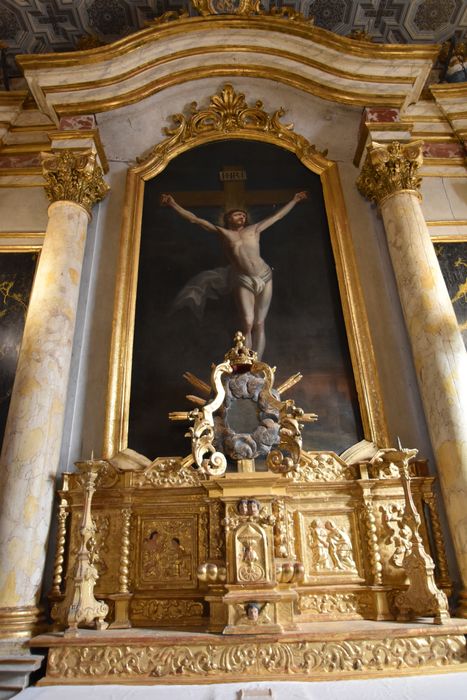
<box><xmin>357</xmin><ymin>140</ymin><xmax>467</xmax><ymax>616</ymax></box>
<box><xmin>0</xmin><ymin>150</ymin><xmax>109</xmax><ymax>640</ymax></box>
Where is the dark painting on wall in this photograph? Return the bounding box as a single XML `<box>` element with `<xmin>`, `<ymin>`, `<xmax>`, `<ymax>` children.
<box><xmin>129</xmin><ymin>140</ymin><xmax>363</xmax><ymax>459</ymax></box>
<box><xmin>434</xmin><ymin>240</ymin><xmax>467</xmax><ymax>349</ymax></box>
<box><xmin>0</xmin><ymin>251</ymin><xmax>38</xmax><ymax>446</ymax></box>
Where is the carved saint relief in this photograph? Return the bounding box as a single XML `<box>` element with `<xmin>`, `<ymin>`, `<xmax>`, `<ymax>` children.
<box><xmin>307</xmin><ymin>518</ymin><xmax>356</xmax><ymax>572</ymax></box>
<box><xmin>141</xmin><ymin>519</ymin><xmax>193</xmax><ymax>584</ymax></box>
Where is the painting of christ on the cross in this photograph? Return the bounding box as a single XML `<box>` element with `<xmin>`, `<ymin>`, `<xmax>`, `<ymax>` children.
<box><xmin>129</xmin><ymin>140</ymin><xmax>364</xmax><ymax>460</ymax></box>
<box><xmin>160</xmin><ymin>188</ymin><xmax>307</xmax><ymax>359</ymax></box>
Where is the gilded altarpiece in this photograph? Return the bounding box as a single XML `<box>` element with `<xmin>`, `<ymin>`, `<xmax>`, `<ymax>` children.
<box><xmin>37</xmin><ymin>86</ymin><xmax>467</xmax><ymax>685</ymax></box>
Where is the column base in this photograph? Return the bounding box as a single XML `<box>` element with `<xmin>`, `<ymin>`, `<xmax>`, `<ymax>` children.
<box><xmin>455</xmin><ymin>589</ymin><xmax>467</xmax><ymax>618</ymax></box>
<box><xmin>0</xmin><ymin>651</ymin><xmax>43</xmax><ymax>700</ymax></box>
<box><xmin>0</xmin><ymin>606</ymin><xmax>46</xmax><ymax>640</ymax></box>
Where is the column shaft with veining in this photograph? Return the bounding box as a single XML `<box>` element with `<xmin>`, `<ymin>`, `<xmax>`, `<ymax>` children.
<box><xmin>358</xmin><ymin>141</ymin><xmax>467</xmax><ymax>616</ymax></box>
<box><xmin>0</xmin><ymin>150</ymin><xmax>109</xmax><ymax>638</ymax></box>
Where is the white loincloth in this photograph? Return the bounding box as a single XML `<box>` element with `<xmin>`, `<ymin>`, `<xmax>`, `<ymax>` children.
<box><xmin>236</xmin><ymin>266</ymin><xmax>272</xmax><ymax>295</ymax></box>
<box><xmin>170</xmin><ymin>265</ymin><xmax>273</xmax><ymax>319</ymax></box>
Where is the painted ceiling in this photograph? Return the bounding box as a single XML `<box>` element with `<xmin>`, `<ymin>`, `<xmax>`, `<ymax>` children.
<box><xmin>0</xmin><ymin>0</ymin><xmax>466</xmax><ymax>78</ymax></box>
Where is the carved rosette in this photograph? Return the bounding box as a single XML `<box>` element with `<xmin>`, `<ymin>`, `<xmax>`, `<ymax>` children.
<box><xmin>357</xmin><ymin>141</ymin><xmax>423</xmax><ymax>206</ymax></box>
<box><xmin>41</xmin><ymin>149</ymin><xmax>110</xmax><ymax>213</ymax></box>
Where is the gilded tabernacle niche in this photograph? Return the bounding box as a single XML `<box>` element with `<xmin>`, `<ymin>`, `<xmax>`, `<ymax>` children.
<box><xmin>34</xmin><ymin>332</ymin><xmax>467</xmax><ymax>684</ymax></box>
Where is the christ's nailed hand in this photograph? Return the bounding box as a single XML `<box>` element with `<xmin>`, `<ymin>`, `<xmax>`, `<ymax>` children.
<box><xmin>160</xmin><ymin>193</ymin><xmax>175</xmax><ymax>206</ymax></box>
<box><xmin>294</xmin><ymin>191</ymin><xmax>308</xmax><ymax>202</ymax></box>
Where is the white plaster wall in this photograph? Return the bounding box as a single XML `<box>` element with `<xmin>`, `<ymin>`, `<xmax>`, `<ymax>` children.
<box><xmin>0</xmin><ymin>187</ymin><xmax>48</xmax><ymax>231</ymax></box>
<box><xmin>421</xmin><ymin>177</ymin><xmax>467</xmax><ymax>221</ymax></box>
<box><xmin>96</xmin><ymin>78</ymin><xmax>362</xmax><ymax>165</ymax></box>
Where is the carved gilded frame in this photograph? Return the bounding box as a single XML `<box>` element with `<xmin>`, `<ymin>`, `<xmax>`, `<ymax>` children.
<box><xmin>103</xmin><ymin>84</ymin><xmax>388</xmax><ymax>459</ymax></box>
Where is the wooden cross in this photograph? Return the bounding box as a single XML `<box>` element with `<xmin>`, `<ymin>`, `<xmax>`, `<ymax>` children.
<box><xmin>171</xmin><ymin>165</ymin><xmax>297</xmax><ymax>212</ymax></box>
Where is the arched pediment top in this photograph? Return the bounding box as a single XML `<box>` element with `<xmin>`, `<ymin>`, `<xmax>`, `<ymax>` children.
<box><xmin>17</xmin><ymin>14</ymin><xmax>438</xmax><ymax>122</ymax></box>
<box><xmin>134</xmin><ymin>84</ymin><xmax>331</xmax><ymax>181</ymax></box>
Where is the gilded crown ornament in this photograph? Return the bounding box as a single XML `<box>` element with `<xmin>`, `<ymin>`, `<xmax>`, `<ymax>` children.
<box><xmin>357</xmin><ymin>140</ymin><xmax>423</xmax><ymax>206</ymax></box>
<box><xmin>224</xmin><ymin>331</ymin><xmax>257</xmax><ymax>366</ymax></box>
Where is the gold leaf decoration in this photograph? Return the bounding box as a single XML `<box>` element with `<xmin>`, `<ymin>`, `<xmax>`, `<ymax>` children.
<box><xmin>41</xmin><ymin>150</ymin><xmax>109</xmax><ymax>212</ymax></box>
<box><xmin>357</xmin><ymin>141</ymin><xmax>423</xmax><ymax>205</ymax></box>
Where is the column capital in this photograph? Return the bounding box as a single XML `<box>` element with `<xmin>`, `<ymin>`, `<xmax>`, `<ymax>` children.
<box><xmin>357</xmin><ymin>140</ymin><xmax>423</xmax><ymax>205</ymax></box>
<box><xmin>41</xmin><ymin>149</ymin><xmax>109</xmax><ymax>212</ymax></box>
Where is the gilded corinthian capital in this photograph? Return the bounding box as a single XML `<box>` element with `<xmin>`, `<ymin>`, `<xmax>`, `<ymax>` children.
<box><xmin>41</xmin><ymin>149</ymin><xmax>109</xmax><ymax>212</ymax></box>
<box><xmin>357</xmin><ymin>140</ymin><xmax>423</xmax><ymax>205</ymax></box>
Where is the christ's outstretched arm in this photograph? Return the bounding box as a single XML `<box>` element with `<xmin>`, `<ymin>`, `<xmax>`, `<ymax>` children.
<box><xmin>160</xmin><ymin>194</ymin><xmax>219</xmax><ymax>233</ymax></box>
<box><xmin>256</xmin><ymin>191</ymin><xmax>308</xmax><ymax>234</ymax></box>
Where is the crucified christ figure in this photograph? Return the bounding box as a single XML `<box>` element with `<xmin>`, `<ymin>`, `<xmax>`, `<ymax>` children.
<box><xmin>161</xmin><ymin>191</ymin><xmax>308</xmax><ymax>359</ymax></box>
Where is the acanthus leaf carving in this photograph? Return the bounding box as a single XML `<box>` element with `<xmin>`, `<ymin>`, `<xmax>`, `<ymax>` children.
<box><xmin>357</xmin><ymin>140</ymin><xmax>423</xmax><ymax>206</ymax></box>
<box><xmin>46</xmin><ymin>635</ymin><xmax>467</xmax><ymax>681</ymax></box>
<box><xmin>142</xmin><ymin>85</ymin><xmax>327</xmax><ymax>168</ymax></box>
<box><xmin>41</xmin><ymin>149</ymin><xmax>109</xmax><ymax>212</ymax></box>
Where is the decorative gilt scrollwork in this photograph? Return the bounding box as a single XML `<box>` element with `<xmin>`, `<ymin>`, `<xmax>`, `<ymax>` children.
<box><xmin>184</xmin><ymin>360</ymin><xmax>233</xmax><ymax>475</ymax></box>
<box><xmin>299</xmin><ymin>592</ymin><xmax>372</xmax><ymax>616</ymax></box>
<box><xmin>189</xmin><ymin>0</ymin><xmax>314</xmax><ymax>23</ymax></box>
<box><xmin>356</xmin><ymin>140</ymin><xmax>423</xmax><ymax>206</ymax></box>
<box><xmin>171</xmin><ymin>332</ymin><xmax>317</xmax><ymax>474</ymax></box>
<box><xmin>131</xmin><ymin>598</ymin><xmax>204</xmax><ymax>621</ymax></box>
<box><xmin>41</xmin><ymin>149</ymin><xmax>109</xmax><ymax>213</ymax></box>
<box><xmin>287</xmin><ymin>452</ymin><xmax>355</xmax><ymax>482</ymax></box>
<box><xmin>143</xmin><ymin>85</ymin><xmax>327</xmax><ymax>168</ymax></box>
<box><xmin>192</xmin><ymin>0</ymin><xmax>261</xmax><ymax>14</ymax></box>
<box><xmin>267</xmin><ymin>400</ymin><xmax>317</xmax><ymax>473</ymax></box>
<box><xmin>46</xmin><ymin>635</ymin><xmax>467</xmax><ymax>681</ymax></box>
<box><xmin>133</xmin><ymin>458</ymin><xmax>202</xmax><ymax>487</ymax></box>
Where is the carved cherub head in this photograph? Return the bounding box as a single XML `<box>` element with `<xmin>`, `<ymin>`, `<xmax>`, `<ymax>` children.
<box><xmin>237</xmin><ymin>498</ymin><xmax>249</xmax><ymax>515</ymax></box>
<box><xmin>248</xmin><ymin>499</ymin><xmax>260</xmax><ymax>516</ymax></box>
<box><xmin>246</xmin><ymin>602</ymin><xmax>261</xmax><ymax>621</ymax></box>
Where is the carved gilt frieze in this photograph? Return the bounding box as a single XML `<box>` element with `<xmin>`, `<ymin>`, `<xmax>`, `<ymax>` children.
<box><xmin>288</xmin><ymin>452</ymin><xmax>356</xmax><ymax>482</ymax></box>
<box><xmin>298</xmin><ymin>591</ymin><xmax>373</xmax><ymax>617</ymax></box>
<box><xmin>132</xmin><ymin>458</ymin><xmax>203</xmax><ymax>488</ymax></box>
<box><xmin>131</xmin><ymin>598</ymin><xmax>204</xmax><ymax>622</ymax></box>
<box><xmin>46</xmin><ymin>635</ymin><xmax>467</xmax><ymax>681</ymax></box>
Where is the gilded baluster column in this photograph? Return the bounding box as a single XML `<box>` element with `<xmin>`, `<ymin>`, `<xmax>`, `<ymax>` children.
<box><xmin>0</xmin><ymin>150</ymin><xmax>109</xmax><ymax>639</ymax></box>
<box><xmin>357</xmin><ymin>140</ymin><xmax>467</xmax><ymax>616</ymax></box>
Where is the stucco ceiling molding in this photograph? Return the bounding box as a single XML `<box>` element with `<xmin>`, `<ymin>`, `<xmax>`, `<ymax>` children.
<box><xmin>16</xmin><ymin>16</ymin><xmax>438</xmax><ymax>123</ymax></box>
